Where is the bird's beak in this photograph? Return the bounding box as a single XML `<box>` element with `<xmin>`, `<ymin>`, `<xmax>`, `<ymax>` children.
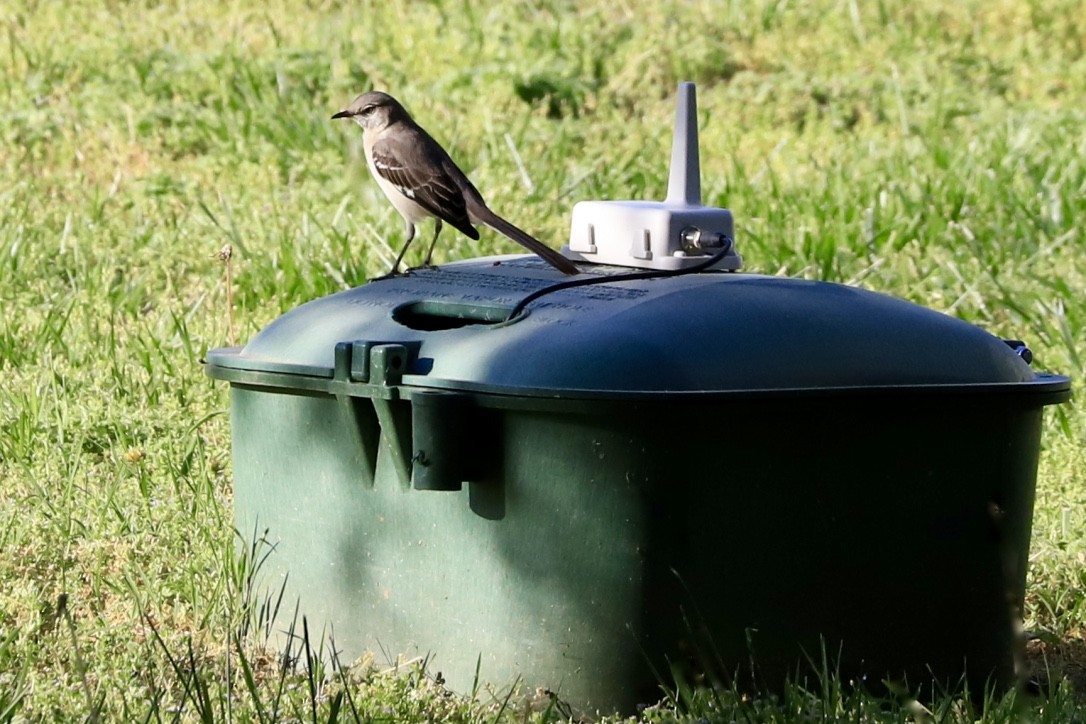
<box><xmin>330</xmin><ymin>110</ymin><xmax>352</xmax><ymax>120</ymax></box>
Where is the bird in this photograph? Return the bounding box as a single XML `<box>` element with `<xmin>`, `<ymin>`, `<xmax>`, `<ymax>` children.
<box><xmin>331</xmin><ymin>91</ymin><xmax>580</xmax><ymax>277</ymax></box>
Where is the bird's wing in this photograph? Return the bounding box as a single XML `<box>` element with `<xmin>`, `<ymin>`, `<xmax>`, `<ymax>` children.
<box><xmin>370</xmin><ymin>135</ymin><xmax>478</xmax><ymax>239</ymax></box>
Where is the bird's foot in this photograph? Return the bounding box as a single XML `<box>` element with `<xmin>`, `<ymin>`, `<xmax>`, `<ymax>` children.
<box><xmin>367</xmin><ymin>269</ymin><xmax>406</xmax><ymax>283</ymax></box>
<box><xmin>406</xmin><ymin>262</ymin><xmax>440</xmax><ymax>273</ymax></box>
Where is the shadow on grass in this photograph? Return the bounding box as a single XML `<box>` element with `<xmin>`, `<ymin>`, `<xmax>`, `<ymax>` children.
<box><xmin>638</xmin><ymin>587</ymin><xmax>1086</xmax><ymax>724</ymax></box>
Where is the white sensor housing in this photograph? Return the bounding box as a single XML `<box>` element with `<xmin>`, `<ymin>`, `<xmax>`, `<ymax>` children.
<box><xmin>562</xmin><ymin>82</ymin><xmax>742</xmax><ymax>271</ymax></box>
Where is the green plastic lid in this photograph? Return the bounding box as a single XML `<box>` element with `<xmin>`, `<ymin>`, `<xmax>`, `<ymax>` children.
<box><xmin>205</xmin><ymin>256</ymin><xmax>1067</xmax><ymax>400</ymax></box>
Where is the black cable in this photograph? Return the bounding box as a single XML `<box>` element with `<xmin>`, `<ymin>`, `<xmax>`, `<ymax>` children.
<box><xmin>505</xmin><ymin>237</ymin><xmax>734</xmax><ymax>321</ymax></box>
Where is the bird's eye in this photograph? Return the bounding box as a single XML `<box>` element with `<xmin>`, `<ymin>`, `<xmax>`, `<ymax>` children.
<box><xmin>361</xmin><ymin>105</ymin><xmax>375</xmax><ymax>115</ymax></box>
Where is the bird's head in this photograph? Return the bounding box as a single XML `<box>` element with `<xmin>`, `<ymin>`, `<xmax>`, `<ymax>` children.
<box><xmin>331</xmin><ymin>91</ymin><xmax>406</xmax><ymax>131</ymax></box>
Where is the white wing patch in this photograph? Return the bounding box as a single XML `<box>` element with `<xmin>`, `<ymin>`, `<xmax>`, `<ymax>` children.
<box><xmin>373</xmin><ymin>158</ymin><xmax>417</xmax><ymax>198</ymax></box>
<box><xmin>373</xmin><ymin>158</ymin><xmax>403</xmax><ymax>172</ymax></box>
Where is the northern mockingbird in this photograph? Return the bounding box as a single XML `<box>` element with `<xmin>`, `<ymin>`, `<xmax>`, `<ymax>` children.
<box><xmin>332</xmin><ymin>91</ymin><xmax>579</xmax><ymax>277</ymax></box>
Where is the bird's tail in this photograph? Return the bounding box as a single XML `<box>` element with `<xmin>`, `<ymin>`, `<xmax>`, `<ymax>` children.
<box><xmin>468</xmin><ymin>201</ymin><xmax>580</xmax><ymax>275</ymax></box>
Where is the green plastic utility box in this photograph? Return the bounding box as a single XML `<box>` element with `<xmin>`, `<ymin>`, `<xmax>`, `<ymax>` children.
<box><xmin>204</xmin><ymin>84</ymin><xmax>1071</xmax><ymax>712</ymax></box>
<box><xmin>206</xmin><ymin>256</ymin><xmax>1069</xmax><ymax>709</ymax></box>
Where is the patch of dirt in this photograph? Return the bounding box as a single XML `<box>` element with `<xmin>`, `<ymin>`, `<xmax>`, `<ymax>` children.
<box><xmin>1025</xmin><ymin>633</ymin><xmax>1086</xmax><ymax>697</ymax></box>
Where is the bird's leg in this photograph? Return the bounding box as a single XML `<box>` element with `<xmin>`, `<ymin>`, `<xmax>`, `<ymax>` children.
<box><xmin>372</xmin><ymin>222</ymin><xmax>416</xmax><ymax>281</ymax></box>
<box><xmin>422</xmin><ymin>219</ymin><xmax>443</xmax><ymax>268</ymax></box>
<box><xmin>390</xmin><ymin>221</ymin><xmax>416</xmax><ymax>274</ymax></box>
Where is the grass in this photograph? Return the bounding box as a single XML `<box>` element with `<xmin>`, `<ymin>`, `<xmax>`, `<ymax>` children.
<box><xmin>1</xmin><ymin>0</ymin><xmax>1085</xmax><ymax>719</ymax></box>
